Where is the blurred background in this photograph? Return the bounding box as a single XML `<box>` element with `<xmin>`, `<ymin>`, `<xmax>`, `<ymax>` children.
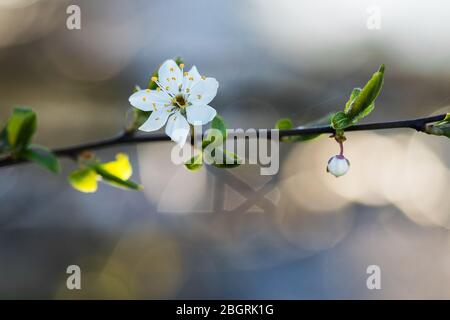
<box><xmin>1</xmin><ymin>0</ymin><xmax>450</xmax><ymax>299</ymax></box>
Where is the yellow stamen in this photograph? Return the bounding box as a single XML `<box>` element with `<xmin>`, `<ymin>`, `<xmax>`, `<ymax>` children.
<box><xmin>151</xmin><ymin>76</ymin><xmax>158</xmax><ymax>82</ymax></box>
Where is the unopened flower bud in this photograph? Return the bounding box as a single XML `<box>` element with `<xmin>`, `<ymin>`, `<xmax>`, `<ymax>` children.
<box><xmin>327</xmin><ymin>155</ymin><xmax>350</xmax><ymax>177</ymax></box>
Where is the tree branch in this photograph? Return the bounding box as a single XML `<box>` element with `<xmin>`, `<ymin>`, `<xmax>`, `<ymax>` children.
<box><xmin>0</xmin><ymin>114</ymin><xmax>445</xmax><ymax>169</ymax></box>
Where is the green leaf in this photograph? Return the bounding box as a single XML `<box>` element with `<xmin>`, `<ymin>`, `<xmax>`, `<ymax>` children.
<box><xmin>438</xmin><ymin>125</ymin><xmax>450</xmax><ymax>139</ymax></box>
<box><xmin>331</xmin><ymin>111</ymin><xmax>353</xmax><ymax>131</ymax></box>
<box><xmin>209</xmin><ymin>115</ymin><xmax>227</xmax><ymax>141</ymax></box>
<box><xmin>99</xmin><ymin>153</ymin><xmax>133</xmax><ymax>180</ymax></box>
<box><xmin>275</xmin><ymin>118</ymin><xmax>293</xmax><ymax>130</ymax></box>
<box><xmin>345</xmin><ymin>64</ymin><xmax>384</xmax><ymax>121</ymax></box>
<box><xmin>68</xmin><ymin>168</ymin><xmax>98</xmax><ymax>193</ymax></box>
<box><xmin>94</xmin><ymin>166</ymin><xmax>142</xmax><ymax>191</ymax></box>
<box><xmin>212</xmin><ymin>114</ymin><xmax>227</xmax><ymax>140</ymax></box>
<box><xmin>276</xmin><ymin>118</ymin><xmax>293</xmax><ymax>142</ymax></box>
<box><xmin>212</xmin><ymin>149</ymin><xmax>242</xmax><ymax>169</ymax></box>
<box><xmin>203</xmin><ymin>114</ymin><xmax>227</xmax><ymax>149</ymax></box>
<box><xmin>330</xmin><ymin>65</ymin><xmax>384</xmax><ymax>131</ymax></box>
<box><xmin>345</xmin><ymin>87</ymin><xmax>375</xmax><ymax>124</ymax></box>
<box><xmin>69</xmin><ymin>153</ymin><xmax>140</xmax><ymax>193</ymax></box>
<box><xmin>425</xmin><ymin>114</ymin><xmax>450</xmax><ymax>139</ymax></box>
<box><xmin>184</xmin><ymin>153</ymin><xmax>203</xmax><ymax>171</ymax></box>
<box><xmin>20</xmin><ymin>144</ymin><xmax>60</xmax><ymax>173</ymax></box>
<box><xmin>344</xmin><ymin>88</ymin><xmax>362</xmax><ymax>113</ymax></box>
<box><xmin>436</xmin><ymin>113</ymin><xmax>450</xmax><ymax>125</ymax></box>
<box><xmin>202</xmin><ymin>137</ymin><xmax>214</xmax><ymax>149</ymax></box>
<box><xmin>276</xmin><ymin>115</ymin><xmax>333</xmax><ymax>142</ymax></box>
<box><xmin>352</xmin><ymin>102</ymin><xmax>375</xmax><ymax>123</ymax></box>
<box><xmin>6</xmin><ymin>108</ymin><xmax>37</xmax><ymax>152</ymax></box>
<box><xmin>426</xmin><ymin>123</ymin><xmax>450</xmax><ymax>139</ymax></box>
<box><xmin>291</xmin><ymin>114</ymin><xmax>334</xmax><ymax>142</ymax></box>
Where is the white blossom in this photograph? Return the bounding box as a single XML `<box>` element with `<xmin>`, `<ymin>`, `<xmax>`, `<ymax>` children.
<box><xmin>129</xmin><ymin>59</ymin><xmax>218</xmax><ymax>147</ymax></box>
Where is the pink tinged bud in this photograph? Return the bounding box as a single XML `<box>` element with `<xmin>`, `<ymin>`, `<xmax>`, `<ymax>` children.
<box><xmin>327</xmin><ymin>155</ymin><xmax>350</xmax><ymax>177</ymax></box>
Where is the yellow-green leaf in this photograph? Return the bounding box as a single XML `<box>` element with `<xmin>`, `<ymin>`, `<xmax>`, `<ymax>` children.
<box><xmin>184</xmin><ymin>153</ymin><xmax>203</xmax><ymax>171</ymax></box>
<box><xmin>331</xmin><ymin>111</ymin><xmax>352</xmax><ymax>131</ymax></box>
<box><xmin>6</xmin><ymin>108</ymin><xmax>37</xmax><ymax>152</ymax></box>
<box><xmin>94</xmin><ymin>166</ymin><xmax>142</xmax><ymax>190</ymax></box>
<box><xmin>204</xmin><ymin>114</ymin><xmax>227</xmax><ymax>149</ymax></box>
<box><xmin>275</xmin><ymin>118</ymin><xmax>293</xmax><ymax>130</ymax></box>
<box><xmin>344</xmin><ymin>88</ymin><xmax>362</xmax><ymax>113</ymax></box>
<box><xmin>436</xmin><ymin>113</ymin><xmax>450</xmax><ymax>125</ymax></box>
<box><xmin>68</xmin><ymin>168</ymin><xmax>98</xmax><ymax>193</ymax></box>
<box><xmin>99</xmin><ymin>153</ymin><xmax>132</xmax><ymax>180</ymax></box>
<box><xmin>345</xmin><ymin>64</ymin><xmax>384</xmax><ymax>121</ymax></box>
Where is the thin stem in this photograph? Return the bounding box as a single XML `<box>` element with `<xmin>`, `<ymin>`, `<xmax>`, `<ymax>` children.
<box><xmin>338</xmin><ymin>140</ymin><xmax>344</xmax><ymax>156</ymax></box>
<box><xmin>0</xmin><ymin>114</ymin><xmax>446</xmax><ymax>169</ymax></box>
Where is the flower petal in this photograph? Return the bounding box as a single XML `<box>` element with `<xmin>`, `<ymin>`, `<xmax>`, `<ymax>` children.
<box><xmin>100</xmin><ymin>153</ymin><xmax>133</xmax><ymax>180</ymax></box>
<box><xmin>188</xmin><ymin>77</ymin><xmax>219</xmax><ymax>105</ymax></box>
<box><xmin>182</xmin><ymin>66</ymin><xmax>202</xmax><ymax>94</ymax></box>
<box><xmin>165</xmin><ymin>112</ymin><xmax>190</xmax><ymax>147</ymax></box>
<box><xmin>129</xmin><ymin>89</ymin><xmax>172</xmax><ymax>111</ymax></box>
<box><xmin>186</xmin><ymin>104</ymin><xmax>217</xmax><ymax>125</ymax></box>
<box><xmin>139</xmin><ymin>108</ymin><xmax>174</xmax><ymax>132</ymax></box>
<box><xmin>158</xmin><ymin>59</ymin><xmax>183</xmax><ymax>96</ymax></box>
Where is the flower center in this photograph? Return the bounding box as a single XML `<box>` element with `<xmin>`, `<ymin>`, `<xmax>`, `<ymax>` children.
<box><xmin>173</xmin><ymin>94</ymin><xmax>187</xmax><ymax>108</ymax></box>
